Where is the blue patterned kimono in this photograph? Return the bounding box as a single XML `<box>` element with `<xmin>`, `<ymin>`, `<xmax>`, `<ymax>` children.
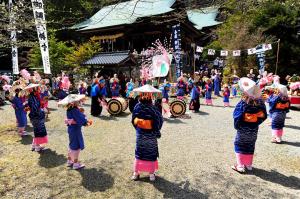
<box><xmin>267</xmin><ymin>95</ymin><xmax>290</xmax><ymax>130</ymax></box>
<box><xmin>110</xmin><ymin>82</ymin><xmax>120</xmax><ymax>97</ymax></box>
<box><xmin>190</xmin><ymin>86</ymin><xmax>200</xmax><ymax>111</ymax></box>
<box><xmin>67</xmin><ymin>107</ymin><xmax>88</xmax><ymax>150</ymax></box>
<box><xmin>176</xmin><ymin>81</ymin><xmax>187</xmax><ymax>97</ymax></box>
<box><xmin>28</xmin><ymin>94</ymin><xmax>47</xmax><ymax>138</ymax></box>
<box><xmin>126</xmin><ymin>82</ymin><xmax>134</xmax><ymax>98</ymax></box>
<box><xmin>160</xmin><ymin>85</ymin><xmax>170</xmax><ymax>101</ymax></box>
<box><xmin>205</xmin><ymin>83</ymin><xmax>213</xmax><ymax>100</ymax></box>
<box><xmin>233</xmin><ymin>100</ymin><xmax>267</xmax><ymax>154</ymax></box>
<box><xmin>12</xmin><ymin>96</ymin><xmax>27</xmax><ymax>128</ymax></box>
<box><xmin>132</xmin><ymin>102</ymin><xmax>163</xmax><ymax>161</ymax></box>
<box><xmin>214</xmin><ymin>75</ymin><xmax>220</xmax><ymax>96</ymax></box>
<box><xmin>223</xmin><ymin>89</ymin><xmax>230</xmax><ymax>103</ymax></box>
<box><xmin>232</xmin><ymin>86</ymin><xmax>237</xmax><ymax>97</ymax></box>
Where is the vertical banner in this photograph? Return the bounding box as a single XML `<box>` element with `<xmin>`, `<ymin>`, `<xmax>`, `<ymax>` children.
<box><xmin>31</xmin><ymin>0</ymin><xmax>51</xmax><ymax>74</ymax></box>
<box><xmin>9</xmin><ymin>0</ymin><xmax>19</xmax><ymax>75</ymax></box>
<box><xmin>256</xmin><ymin>44</ymin><xmax>265</xmax><ymax>75</ymax></box>
<box><xmin>172</xmin><ymin>24</ymin><xmax>182</xmax><ymax>79</ymax></box>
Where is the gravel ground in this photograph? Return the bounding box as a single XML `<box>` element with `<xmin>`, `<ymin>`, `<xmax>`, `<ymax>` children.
<box><xmin>0</xmin><ymin>97</ymin><xmax>300</xmax><ymax>199</ymax></box>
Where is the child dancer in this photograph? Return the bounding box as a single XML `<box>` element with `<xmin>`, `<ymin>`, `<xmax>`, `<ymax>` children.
<box><xmin>190</xmin><ymin>83</ymin><xmax>201</xmax><ymax>112</ymax></box>
<box><xmin>60</xmin><ymin>95</ymin><xmax>92</xmax><ymax>170</ymax></box>
<box><xmin>205</xmin><ymin>79</ymin><xmax>213</xmax><ymax>105</ymax></box>
<box><xmin>131</xmin><ymin>92</ymin><xmax>163</xmax><ymax>181</ymax></box>
<box><xmin>110</xmin><ymin>74</ymin><xmax>120</xmax><ymax>98</ymax></box>
<box><xmin>232</xmin><ymin>78</ymin><xmax>267</xmax><ymax>173</ymax></box>
<box><xmin>78</xmin><ymin>82</ymin><xmax>87</xmax><ymax>95</ymax></box>
<box><xmin>11</xmin><ymin>88</ymin><xmax>28</xmax><ymax>136</ymax></box>
<box><xmin>176</xmin><ymin>76</ymin><xmax>188</xmax><ymax>99</ymax></box>
<box><xmin>27</xmin><ymin>85</ymin><xmax>48</xmax><ymax>152</ymax></box>
<box><xmin>267</xmin><ymin>84</ymin><xmax>290</xmax><ymax>143</ymax></box>
<box><xmin>223</xmin><ymin>84</ymin><xmax>230</xmax><ymax>107</ymax></box>
<box><xmin>232</xmin><ymin>84</ymin><xmax>237</xmax><ymax>98</ymax></box>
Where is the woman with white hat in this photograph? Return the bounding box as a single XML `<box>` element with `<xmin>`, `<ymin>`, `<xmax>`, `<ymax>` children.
<box><xmin>131</xmin><ymin>85</ymin><xmax>163</xmax><ymax>181</ymax></box>
<box><xmin>267</xmin><ymin>84</ymin><xmax>290</xmax><ymax>143</ymax></box>
<box><xmin>232</xmin><ymin>78</ymin><xmax>267</xmax><ymax>173</ymax></box>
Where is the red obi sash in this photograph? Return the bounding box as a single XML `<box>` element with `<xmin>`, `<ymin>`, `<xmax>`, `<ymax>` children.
<box><xmin>134</xmin><ymin>118</ymin><xmax>153</xmax><ymax>130</ymax></box>
<box><xmin>275</xmin><ymin>102</ymin><xmax>289</xmax><ymax>109</ymax></box>
<box><xmin>243</xmin><ymin>111</ymin><xmax>265</xmax><ymax>123</ymax></box>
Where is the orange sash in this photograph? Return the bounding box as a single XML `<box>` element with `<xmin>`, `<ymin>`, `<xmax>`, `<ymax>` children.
<box><xmin>134</xmin><ymin>118</ymin><xmax>153</xmax><ymax>130</ymax></box>
<box><xmin>275</xmin><ymin>102</ymin><xmax>289</xmax><ymax>109</ymax></box>
<box><xmin>244</xmin><ymin>111</ymin><xmax>265</xmax><ymax>123</ymax></box>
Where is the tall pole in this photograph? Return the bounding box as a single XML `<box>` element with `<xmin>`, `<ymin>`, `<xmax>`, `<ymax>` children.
<box><xmin>275</xmin><ymin>39</ymin><xmax>280</xmax><ymax>75</ymax></box>
<box><xmin>9</xmin><ymin>0</ymin><xmax>19</xmax><ymax>75</ymax></box>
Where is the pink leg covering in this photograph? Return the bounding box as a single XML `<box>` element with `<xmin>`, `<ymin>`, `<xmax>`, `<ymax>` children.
<box><xmin>236</xmin><ymin>153</ymin><xmax>254</xmax><ymax>167</ymax></box>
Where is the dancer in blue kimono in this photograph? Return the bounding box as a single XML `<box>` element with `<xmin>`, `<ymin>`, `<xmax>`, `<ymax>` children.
<box><xmin>11</xmin><ymin>88</ymin><xmax>28</xmax><ymax>136</ymax></box>
<box><xmin>90</xmin><ymin>79</ymin><xmax>107</xmax><ymax>116</ymax></box>
<box><xmin>131</xmin><ymin>95</ymin><xmax>163</xmax><ymax>182</ymax></box>
<box><xmin>64</xmin><ymin>96</ymin><xmax>92</xmax><ymax>170</ymax></box>
<box><xmin>232</xmin><ymin>78</ymin><xmax>267</xmax><ymax>173</ymax></box>
<box><xmin>161</xmin><ymin>82</ymin><xmax>171</xmax><ymax>102</ymax></box>
<box><xmin>232</xmin><ymin>84</ymin><xmax>238</xmax><ymax>97</ymax></box>
<box><xmin>205</xmin><ymin>79</ymin><xmax>213</xmax><ymax>105</ymax></box>
<box><xmin>223</xmin><ymin>85</ymin><xmax>230</xmax><ymax>107</ymax></box>
<box><xmin>267</xmin><ymin>84</ymin><xmax>290</xmax><ymax>143</ymax></box>
<box><xmin>27</xmin><ymin>86</ymin><xmax>48</xmax><ymax>152</ymax></box>
<box><xmin>214</xmin><ymin>73</ymin><xmax>221</xmax><ymax>96</ymax></box>
<box><xmin>189</xmin><ymin>83</ymin><xmax>201</xmax><ymax>112</ymax></box>
<box><xmin>176</xmin><ymin>76</ymin><xmax>187</xmax><ymax>99</ymax></box>
<box><xmin>110</xmin><ymin>75</ymin><xmax>120</xmax><ymax>97</ymax></box>
<box><xmin>126</xmin><ymin>79</ymin><xmax>135</xmax><ymax>98</ymax></box>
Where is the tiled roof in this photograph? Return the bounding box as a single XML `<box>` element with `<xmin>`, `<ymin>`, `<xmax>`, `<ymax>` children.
<box><xmin>73</xmin><ymin>0</ymin><xmax>176</xmax><ymax>30</ymax></box>
<box><xmin>83</xmin><ymin>51</ymin><xmax>130</xmax><ymax>65</ymax></box>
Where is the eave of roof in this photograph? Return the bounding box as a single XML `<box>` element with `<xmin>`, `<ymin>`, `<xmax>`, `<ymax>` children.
<box><xmin>83</xmin><ymin>51</ymin><xmax>131</xmax><ymax>66</ymax></box>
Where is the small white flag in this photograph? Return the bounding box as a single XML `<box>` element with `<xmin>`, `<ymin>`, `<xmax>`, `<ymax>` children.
<box><xmin>263</xmin><ymin>44</ymin><xmax>272</xmax><ymax>51</ymax></box>
<box><xmin>208</xmin><ymin>49</ymin><xmax>215</xmax><ymax>55</ymax></box>
<box><xmin>248</xmin><ymin>48</ymin><xmax>256</xmax><ymax>55</ymax></box>
<box><xmin>220</xmin><ymin>50</ymin><xmax>228</xmax><ymax>56</ymax></box>
<box><xmin>196</xmin><ymin>46</ymin><xmax>203</xmax><ymax>53</ymax></box>
<box><xmin>233</xmin><ymin>50</ymin><xmax>241</xmax><ymax>57</ymax></box>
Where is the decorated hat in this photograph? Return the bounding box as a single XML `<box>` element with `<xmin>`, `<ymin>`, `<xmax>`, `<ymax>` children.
<box><xmin>276</xmin><ymin>84</ymin><xmax>288</xmax><ymax>97</ymax></box>
<box><xmin>24</xmin><ymin>83</ymin><xmax>40</xmax><ymax>90</ymax></box>
<box><xmin>58</xmin><ymin>94</ymin><xmax>86</xmax><ymax>106</ymax></box>
<box><xmin>132</xmin><ymin>84</ymin><xmax>162</xmax><ymax>99</ymax></box>
<box><xmin>238</xmin><ymin>77</ymin><xmax>261</xmax><ymax>99</ymax></box>
<box><xmin>1</xmin><ymin>75</ymin><xmax>10</xmax><ymax>83</ymax></box>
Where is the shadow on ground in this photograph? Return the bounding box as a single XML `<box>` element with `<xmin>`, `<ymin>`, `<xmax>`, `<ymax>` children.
<box><xmin>79</xmin><ymin>168</ymin><xmax>114</xmax><ymax>192</ymax></box>
<box><xmin>164</xmin><ymin>118</ymin><xmax>185</xmax><ymax>124</ymax></box>
<box><xmin>26</xmin><ymin>125</ymin><xmax>34</xmax><ymax>133</ymax></box>
<box><xmin>116</xmin><ymin>112</ymin><xmax>131</xmax><ymax>118</ymax></box>
<box><xmin>140</xmin><ymin>177</ymin><xmax>208</xmax><ymax>199</ymax></box>
<box><xmin>19</xmin><ymin>135</ymin><xmax>33</xmax><ymax>145</ymax></box>
<box><xmin>38</xmin><ymin>149</ymin><xmax>67</xmax><ymax>168</ymax></box>
<box><xmin>97</xmin><ymin>115</ymin><xmax>118</xmax><ymax>121</ymax></box>
<box><xmin>48</xmin><ymin>108</ymin><xmax>57</xmax><ymax>112</ymax></box>
<box><xmin>285</xmin><ymin>125</ymin><xmax>300</xmax><ymax>130</ymax></box>
<box><xmin>252</xmin><ymin>168</ymin><xmax>300</xmax><ymax>189</ymax></box>
<box><xmin>195</xmin><ymin>111</ymin><xmax>209</xmax><ymax>116</ymax></box>
<box><xmin>282</xmin><ymin>141</ymin><xmax>300</xmax><ymax>147</ymax></box>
